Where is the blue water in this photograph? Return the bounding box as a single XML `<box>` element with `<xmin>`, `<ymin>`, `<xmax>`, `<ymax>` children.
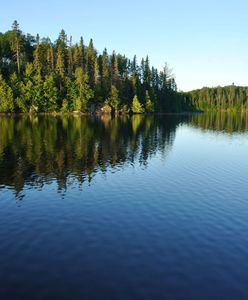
<box><xmin>0</xmin><ymin>114</ymin><xmax>248</xmax><ymax>299</ymax></box>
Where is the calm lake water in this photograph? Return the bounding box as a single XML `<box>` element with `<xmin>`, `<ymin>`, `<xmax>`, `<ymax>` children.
<box><xmin>0</xmin><ymin>113</ymin><xmax>248</xmax><ymax>300</ymax></box>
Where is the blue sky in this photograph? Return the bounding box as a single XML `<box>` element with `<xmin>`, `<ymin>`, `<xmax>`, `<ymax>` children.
<box><xmin>2</xmin><ymin>0</ymin><xmax>247</xmax><ymax>91</ymax></box>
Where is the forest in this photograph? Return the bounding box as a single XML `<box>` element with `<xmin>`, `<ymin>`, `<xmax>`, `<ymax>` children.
<box><xmin>186</xmin><ymin>86</ymin><xmax>248</xmax><ymax>112</ymax></box>
<box><xmin>1</xmin><ymin>21</ymin><xmax>247</xmax><ymax>114</ymax></box>
<box><xmin>0</xmin><ymin>21</ymin><xmax>193</xmax><ymax>114</ymax></box>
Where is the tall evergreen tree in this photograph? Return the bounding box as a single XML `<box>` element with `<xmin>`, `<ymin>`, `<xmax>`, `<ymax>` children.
<box><xmin>86</xmin><ymin>39</ymin><xmax>96</xmax><ymax>88</ymax></box>
<box><xmin>10</xmin><ymin>20</ymin><xmax>22</xmax><ymax>74</ymax></box>
<box><xmin>33</xmin><ymin>34</ymin><xmax>42</xmax><ymax>75</ymax></box>
<box><xmin>132</xmin><ymin>95</ymin><xmax>143</xmax><ymax>113</ymax></box>
<box><xmin>107</xmin><ymin>85</ymin><xmax>120</xmax><ymax>112</ymax></box>
<box><xmin>0</xmin><ymin>75</ymin><xmax>14</xmax><ymax>112</ymax></box>
<box><xmin>145</xmin><ymin>90</ymin><xmax>154</xmax><ymax>113</ymax></box>
<box><xmin>73</xmin><ymin>67</ymin><xmax>93</xmax><ymax>111</ymax></box>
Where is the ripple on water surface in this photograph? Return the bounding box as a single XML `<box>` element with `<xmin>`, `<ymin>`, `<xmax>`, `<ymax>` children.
<box><xmin>0</xmin><ymin>114</ymin><xmax>248</xmax><ymax>299</ymax></box>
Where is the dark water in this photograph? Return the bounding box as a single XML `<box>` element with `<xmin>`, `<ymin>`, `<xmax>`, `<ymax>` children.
<box><xmin>0</xmin><ymin>113</ymin><xmax>248</xmax><ymax>300</ymax></box>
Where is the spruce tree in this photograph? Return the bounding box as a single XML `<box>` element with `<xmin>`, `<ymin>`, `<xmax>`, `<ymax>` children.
<box><xmin>10</xmin><ymin>20</ymin><xmax>22</xmax><ymax>74</ymax></box>
<box><xmin>108</xmin><ymin>85</ymin><xmax>119</xmax><ymax>112</ymax></box>
<box><xmin>73</xmin><ymin>67</ymin><xmax>93</xmax><ymax>111</ymax></box>
<box><xmin>79</xmin><ymin>37</ymin><xmax>85</xmax><ymax>70</ymax></box>
<box><xmin>145</xmin><ymin>90</ymin><xmax>154</xmax><ymax>113</ymax></box>
<box><xmin>33</xmin><ymin>34</ymin><xmax>42</xmax><ymax>75</ymax></box>
<box><xmin>0</xmin><ymin>75</ymin><xmax>14</xmax><ymax>112</ymax></box>
<box><xmin>131</xmin><ymin>95</ymin><xmax>143</xmax><ymax>113</ymax></box>
<box><xmin>43</xmin><ymin>74</ymin><xmax>58</xmax><ymax>112</ymax></box>
<box><xmin>86</xmin><ymin>39</ymin><xmax>96</xmax><ymax>88</ymax></box>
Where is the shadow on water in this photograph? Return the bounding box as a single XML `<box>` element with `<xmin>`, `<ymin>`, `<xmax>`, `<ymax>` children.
<box><xmin>0</xmin><ymin>114</ymin><xmax>181</xmax><ymax>194</ymax></box>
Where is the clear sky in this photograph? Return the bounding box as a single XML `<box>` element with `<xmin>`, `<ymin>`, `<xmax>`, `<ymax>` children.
<box><xmin>1</xmin><ymin>0</ymin><xmax>247</xmax><ymax>91</ymax></box>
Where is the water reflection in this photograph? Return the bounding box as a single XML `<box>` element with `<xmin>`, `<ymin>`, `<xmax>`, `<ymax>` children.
<box><xmin>189</xmin><ymin>112</ymin><xmax>248</xmax><ymax>133</ymax></box>
<box><xmin>0</xmin><ymin>115</ymin><xmax>179</xmax><ymax>193</ymax></box>
<box><xmin>1</xmin><ymin>113</ymin><xmax>247</xmax><ymax>194</ymax></box>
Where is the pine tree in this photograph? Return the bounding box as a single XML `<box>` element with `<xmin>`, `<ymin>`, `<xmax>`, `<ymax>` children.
<box><xmin>145</xmin><ymin>90</ymin><xmax>154</xmax><ymax>113</ymax></box>
<box><xmin>21</xmin><ymin>63</ymin><xmax>35</xmax><ymax>112</ymax></box>
<box><xmin>68</xmin><ymin>36</ymin><xmax>73</xmax><ymax>76</ymax></box>
<box><xmin>86</xmin><ymin>39</ymin><xmax>96</xmax><ymax>88</ymax></box>
<box><xmin>0</xmin><ymin>75</ymin><xmax>14</xmax><ymax>112</ymax></box>
<box><xmin>73</xmin><ymin>67</ymin><xmax>93</xmax><ymax>111</ymax></box>
<box><xmin>10</xmin><ymin>20</ymin><xmax>22</xmax><ymax>74</ymax></box>
<box><xmin>94</xmin><ymin>59</ymin><xmax>99</xmax><ymax>86</ymax></box>
<box><xmin>32</xmin><ymin>73</ymin><xmax>43</xmax><ymax>112</ymax></box>
<box><xmin>73</xmin><ymin>44</ymin><xmax>80</xmax><ymax>70</ymax></box>
<box><xmin>100</xmin><ymin>48</ymin><xmax>109</xmax><ymax>99</ymax></box>
<box><xmin>79</xmin><ymin>37</ymin><xmax>85</xmax><ymax>70</ymax></box>
<box><xmin>47</xmin><ymin>42</ymin><xmax>55</xmax><ymax>72</ymax></box>
<box><xmin>131</xmin><ymin>95</ymin><xmax>143</xmax><ymax>113</ymax></box>
<box><xmin>56</xmin><ymin>29</ymin><xmax>67</xmax><ymax>76</ymax></box>
<box><xmin>107</xmin><ymin>85</ymin><xmax>119</xmax><ymax>112</ymax></box>
<box><xmin>33</xmin><ymin>34</ymin><xmax>42</xmax><ymax>75</ymax></box>
<box><xmin>144</xmin><ymin>56</ymin><xmax>151</xmax><ymax>89</ymax></box>
<box><xmin>131</xmin><ymin>55</ymin><xmax>138</xmax><ymax>96</ymax></box>
<box><xmin>43</xmin><ymin>74</ymin><xmax>58</xmax><ymax>112</ymax></box>
<box><xmin>56</xmin><ymin>45</ymin><xmax>65</xmax><ymax>77</ymax></box>
<box><xmin>111</xmin><ymin>51</ymin><xmax>119</xmax><ymax>86</ymax></box>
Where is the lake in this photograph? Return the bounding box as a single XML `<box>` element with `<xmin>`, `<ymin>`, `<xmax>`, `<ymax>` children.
<box><xmin>0</xmin><ymin>113</ymin><xmax>248</xmax><ymax>300</ymax></box>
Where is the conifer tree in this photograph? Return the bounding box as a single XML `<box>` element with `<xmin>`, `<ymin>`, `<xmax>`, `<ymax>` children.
<box><xmin>0</xmin><ymin>75</ymin><xmax>14</xmax><ymax>112</ymax></box>
<box><xmin>73</xmin><ymin>67</ymin><xmax>93</xmax><ymax>111</ymax></box>
<box><xmin>79</xmin><ymin>37</ymin><xmax>85</xmax><ymax>70</ymax></box>
<box><xmin>56</xmin><ymin>45</ymin><xmax>65</xmax><ymax>77</ymax></box>
<box><xmin>21</xmin><ymin>63</ymin><xmax>35</xmax><ymax>112</ymax></box>
<box><xmin>68</xmin><ymin>36</ymin><xmax>73</xmax><ymax>76</ymax></box>
<box><xmin>10</xmin><ymin>20</ymin><xmax>22</xmax><ymax>74</ymax></box>
<box><xmin>33</xmin><ymin>34</ymin><xmax>42</xmax><ymax>75</ymax></box>
<box><xmin>73</xmin><ymin>44</ymin><xmax>80</xmax><ymax>70</ymax></box>
<box><xmin>86</xmin><ymin>39</ymin><xmax>96</xmax><ymax>88</ymax></box>
<box><xmin>132</xmin><ymin>95</ymin><xmax>143</xmax><ymax>113</ymax></box>
<box><xmin>145</xmin><ymin>90</ymin><xmax>154</xmax><ymax>113</ymax></box>
<box><xmin>99</xmin><ymin>48</ymin><xmax>109</xmax><ymax>99</ymax></box>
<box><xmin>107</xmin><ymin>85</ymin><xmax>119</xmax><ymax>112</ymax></box>
<box><xmin>111</xmin><ymin>51</ymin><xmax>119</xmax><ymax>86</ymax></box>
<box><xmin>56</xmin><ymin>29</ymin><xmax>67</xmax><ymax>76</ymax></box>
<box><xmin>43</xmin><ymin>74</ymin><xmax>58</xmax><ymax>112</ymax></box>
<box><xmin>47</xmin><ymin>42</ymin><xmax>55</xmax><ymax>72</ymax></box>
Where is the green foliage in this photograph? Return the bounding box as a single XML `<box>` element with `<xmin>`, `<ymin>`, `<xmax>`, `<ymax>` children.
<box><xmin>119</xmin><ymin>104</ymin><xmax>130</xmax><ymax>114</ymax></box>
<box><xmin>33</xmin><ymin>34</ymin><xmax>42</xmax><ymax>75</ymax></box>
<box><xmin>187</xmin><ymin>86</ymin><xmax>248</xmax><ymax>112</ymax></box>
<box><xmin>9</xmin><ymin>72</ymin><xmax>24</xmax><ymax>111</ymax></box>
<box><xmin>0</xmin><ymin>75</ymin><xmax>14</xmax><ymax>112</ymax></box>
<box><xmin>132</xmin><ymin>95</ymin><xmax>143</xmax><ymax>113</ymax></box>
<box><xmin>10</xmin><ymin>20</ymin><xmax>23</xmax><ymax>74</ymax></box>
<box><xmin>107</xmin><ymin>85</ymin><xmax>119</xmax><ymax>112</ymax></box>
<box><xmin>43</xmin><ymin>74</ymin><xmax>58</xmax><ymax>112</ymax></box>
<box><xmin>73</xmin><ymin>68</ymin><xmax>93</xmax><ymax>111</ymax></box>
<box><xmin>61</xmin><ymin>99</ymin><xmax>69</xmax><ymax>113</ymax></box>
<box><xmin>145</xmin><ymin>90</ymin><xmax>154</xmax><ymax>113</ymax></box>
<box><xmin>0</xmin><ymin>20</ymin><xmax>197</xmax><ymax>113</ymax></box>
<box><xmin>56</xmin><ymin>45</ymin><xmax>65</xmax><ymax>77</ymax></box>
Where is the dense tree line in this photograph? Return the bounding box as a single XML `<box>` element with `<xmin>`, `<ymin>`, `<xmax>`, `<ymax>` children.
<box><xmin>0</xmin><ymin>21</ymin><xmax>191</xmax><ymax>113</ymax></box>
<box><xmin>187</xmin><ymin>86</ymin><xmax>248</xmax><ymax>111</ymax></box>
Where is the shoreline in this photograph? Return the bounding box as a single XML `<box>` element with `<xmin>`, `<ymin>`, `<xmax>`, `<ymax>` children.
<box><xmin>0</xmin><ymin>111</ymin><xmax>203</xmax><ymax>117</ymax></box>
